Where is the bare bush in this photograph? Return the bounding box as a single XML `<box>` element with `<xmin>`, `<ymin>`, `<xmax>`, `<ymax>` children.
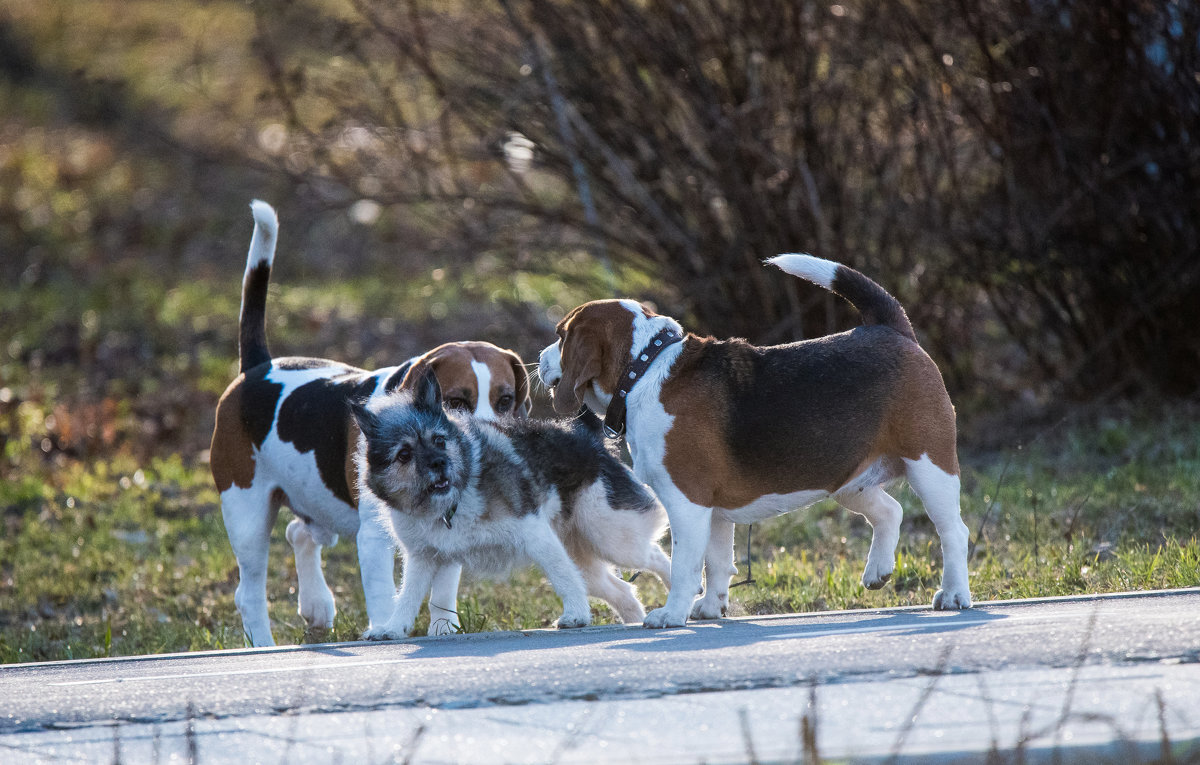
<box><xmin>248</xmin><ymin>0</ymin><xmax>1199</xmax><ymax>400</ymax></box>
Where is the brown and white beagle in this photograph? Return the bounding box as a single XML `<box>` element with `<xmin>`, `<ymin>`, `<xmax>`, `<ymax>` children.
<box><xmin>210</xmin><ymin>200</ymin><xmax>530</xmax><ymax>646</ymax></box>
<box><xmin>538</xmin><ymin>254</ymin><xmax>971</xmax><ymax>628</ymax></box>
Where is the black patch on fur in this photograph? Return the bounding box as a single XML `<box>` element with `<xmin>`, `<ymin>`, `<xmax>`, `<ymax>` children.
<box><xmin>239</xmin><ymin>263</ymin><xmax>274</xmax><ymax>373</ymax></box>
<box><xmin>466</xmin><ymin>419</ymin><xmax>539</xmax><ymax>515</ymax></box>
<box><xmin>718</xmin><ymin>326</ymin><xmax>907</xmax><ymax>489</ymax></box>
<box><xmin>274</xmin><ymin>362</ymin><xmax>377</xmax><ymax>506</ymax></box>
<box><xmin>239</xmin><ymin>362</ymin><xmax>283</xmax><ymax>449</ymax></box>
<box><xmin>501</xmin><ymin>416</ymin><xmax>656</xmax><ymax>515</ymax></box>
<box><xmin>831</xmin><ymin>267</ymin><xmax>917</xmax><ymax>342</ymax></box>
<box><xmin>383</xmin><ymin>360</ymin><xmax>414</xmax><ymax>393</ymax></box>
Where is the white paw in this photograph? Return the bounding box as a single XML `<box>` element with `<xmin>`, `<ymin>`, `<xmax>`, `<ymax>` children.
<box><xmin>642</xmin><ymin>606</ymin><xmax>688</xmax><ymax>629</ymax></box>
<box><xmin>362</xmin><ymin>622</ymin><xmax>412</xmax><ymax>641</ymax></box>
<box><xmin>243</xmin><ymin>627</ymin><xmax>276</xmax><ymax>648</ymax></box>
<box><xmin>861</xmin><ymin>558</ymin><xmax>895</xmax><ymax>590</ymax></box>
<box><xmin>556</xmin><ymin>610</ymin><xmax>591</xmax><ymax>629</ymax></box>
<box><xmin>689</xmin><ymin>596</ymin><xmax>726</xmax><ymax>621</ymax></box>
<box><xmin>299</xmin><ymin>588</ymin><xmax>337</xmax><ymax>629</ymax></box>
<box><xmin>616</xmin><ymin>601</ymin><xmax>646</xmax><ymax>624</ymax></box>
<box><xmin>933</xmin><ymin>587</ymin><xmax>972</xmax><ymax>610</ymax></box>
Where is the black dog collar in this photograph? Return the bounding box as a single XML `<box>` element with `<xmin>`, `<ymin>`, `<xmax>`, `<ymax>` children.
<box><xmin>603</xmin><ymin>327</ymin><xmax>684</xmax><ymax>439</ymax></box>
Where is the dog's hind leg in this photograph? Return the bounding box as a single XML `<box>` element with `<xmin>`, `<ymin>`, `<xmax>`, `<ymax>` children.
<box><xmin>524</xmin><ymin>521</ymin><xmax>591</xmax><ymax>628</ymax></box>
<box><xmin>690</xmin><ymin>515</ymin><xmax>736</xmax><ymax>620</ymax></box>
<box><xmin>904</xmin><ymin>454</ymin><xmax>972</xmax><ymax>609</ymax></box>
<box><xmin>577</xmin><ymin>554</ymin><xmax>645</xmax><ymax>624</ymax></box>
<box><xmin>427</xmin><ymin>563</ymin><xmax>462</xmax><ymax>635</ymax></box>
<box><xmin>628</xmin><ymin>538</ymin><xmax>673</xmax><ymax>592</ymax></box>
<box><xmin>575</xmin><ymin>491</ymin><xmax>672</xmax><ymax>591</ymax></box>
<box><xmin>221</xmin><ymin>485</ymin><xmax>281</xmax><ymax>647</ymax></box>
<box><xmin>836</xmin><ymin>486</ymin><xmax>902</xmax><ymax>590</ymax></box>
<box><xmin>285</xmin><ymin>518</ymin><xmax>337</xmax><ymax>631</ymax></box>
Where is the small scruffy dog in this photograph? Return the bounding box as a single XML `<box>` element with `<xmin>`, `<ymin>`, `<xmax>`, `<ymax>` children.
<box><xmin>352</xmin><ymin>368</ymin><xmax>672</xmax><ymax>638</ymax></box>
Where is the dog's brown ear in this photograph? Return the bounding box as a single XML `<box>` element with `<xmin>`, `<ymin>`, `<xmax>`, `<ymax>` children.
<box><xmin>398</xmin><ymin>347</ymin><xmax>445</xmax><ymax>393</ymax></box>
<box><xmin>554</xmin><ymin>328</ymin><xmax>602</xmax><ymax>416</ymax></box>
<box><xmin>502</xmin><ymin>348</ymin><xmax>532</xmax><ymax>418</ymax></box>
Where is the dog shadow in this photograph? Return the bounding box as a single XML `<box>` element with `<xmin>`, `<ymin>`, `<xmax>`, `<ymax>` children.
<box><xmin>607</xmin><ymin>607</ymin><xmax>1008</xmax><ymax>654</ymax></box>
<box><xmin>344</xmin><ymin>606</ymin><xmax>1007</xmax><ymax>660</ymax></box>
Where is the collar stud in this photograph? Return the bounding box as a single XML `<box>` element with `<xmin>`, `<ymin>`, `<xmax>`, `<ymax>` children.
<box><xmin>602</xmin><ymin>327</ymin><xmax>683</xmax><ymax>439</ymax></box>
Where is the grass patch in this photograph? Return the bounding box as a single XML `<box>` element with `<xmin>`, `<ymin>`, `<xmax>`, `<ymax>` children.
<box><xmin>0</xmin><ymin>449</ymin><xmax>656</xmax><ymax>663</ymax></box>
<box><xmin>728</xmin><ymin>403</ymin><xmax>1200</xmax><ymax>617</ymax></box>
<box><xmin>2</xmin><ymin>402</ymin><xmax>1197</xmax><ymax>663</ymax></box>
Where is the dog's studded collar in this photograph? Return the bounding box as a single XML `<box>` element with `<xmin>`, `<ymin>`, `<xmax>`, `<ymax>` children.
<box><xmin>603</xmin><ymin>327</ymin><xmax>683</xmax><ymax>439</ymax></box>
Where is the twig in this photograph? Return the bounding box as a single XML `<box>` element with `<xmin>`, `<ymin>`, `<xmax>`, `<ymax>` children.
<box><xmin>738</xmin><ymin>708</ymin><xmax>761</xmax><ymax>765</ymax></box>
<box><xmin>399</xmin><ymin>724</ymin><xmax>428</xmax><ymax>765</ymax></box>
<box><xmin>1156</xmin><ymin>688</ymin><xmax>1173</xmax><ymax>764</ymax></box>
<box><xmin>185</xmin><ymin>701</ymin><xmax>198</xmax><ymax>765</ymax></box>
<box><xmin>498</xmin><ymin>0</ymin><xmax>615</xmax><ymax>296</ymax></box>
<box><xmin>887</xmin><ymin>643</ymin><xmax>954</xmax><ymax>762</ymax></box>
<box><xmin>800</xmin><ymin>677</ymin><xmax>821</xmax><ymax>765</ymax></box>
<box><xmin>731</xmin><ymin>524</ymin><xmax>756</xmax><ymax>588</ymax></box>
<box><xmin>969</xmin><ymin>453</ymin><xmax>1010</xmax><ymax>562</ymax></box>
<box><xmin>1062</xmin><ymin>490</ymin><xmax>1092</xmax><ymax>549</ymax></box>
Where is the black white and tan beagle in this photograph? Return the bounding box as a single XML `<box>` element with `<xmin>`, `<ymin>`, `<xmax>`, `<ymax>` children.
<box><xmin>210</xmin><ymin>200</ymin><xmax>530</xmax><ymax>646</ymax></box>
<box><xmin>538</xmin><ymin>254</ymin><xmax>971</xmax><ymax>628</ymax></box>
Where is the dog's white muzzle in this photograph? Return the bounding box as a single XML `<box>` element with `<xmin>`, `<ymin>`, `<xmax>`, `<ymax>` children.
<box><xmin>538</xmin><ymin>342</ymin><xmax>562</xmax><ymax>389</ymax></box>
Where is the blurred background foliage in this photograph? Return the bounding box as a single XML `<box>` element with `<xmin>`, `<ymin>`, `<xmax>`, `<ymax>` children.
<box><xmin>0</xmin><ymin>0</ymin><xmax>1198</xmax><ymax>659</ymax></box>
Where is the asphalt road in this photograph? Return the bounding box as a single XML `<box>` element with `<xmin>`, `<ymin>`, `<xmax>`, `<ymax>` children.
<box><xmin>2</xmin><ymin>589</ymin><xmax>1199</xmax><ymax>763</ymax></box>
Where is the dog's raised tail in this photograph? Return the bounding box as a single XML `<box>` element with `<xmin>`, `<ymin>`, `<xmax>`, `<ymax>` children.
<box><xmin>767</xmin><ymin>253</ymin><xmax>917</xmax><ymax>343</ymax></box>
<box><xmin>239</xmin><ymin>200</ymin><xmax>279</xmax><ymax>373</ymax></box>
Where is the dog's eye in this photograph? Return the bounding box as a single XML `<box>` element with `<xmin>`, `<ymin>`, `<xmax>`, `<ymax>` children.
<box><xmin>445</xmin><ymin>397</ymin><xmax>468</xmax><ymax>410</ymax></box>
<box><xmin>431</xmin><ymin>434</ymin><xmax>446</xmax><ymax>449</ymax></box>
<box><xmin>396</xmin><ymin>445</ymin><xmax>413</xmax><ymax>464</ymax></box>
<box><xmin>496</xmin><ymin>395</ymin><xmax>514</xmax><ymax>412</ymax></box>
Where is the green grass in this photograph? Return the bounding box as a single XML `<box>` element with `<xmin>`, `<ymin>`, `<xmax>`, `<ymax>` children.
<box><xmin>729</xmin><ymin>404</ymin><xmax>1200</xmax><ymax>615</ymax></box>
<box><xmin>3</xmin><ymin>397</ymin><xmax>1198</xmax><ymax>663</ymax></box>
<box><xmin>2</xmin><ymin>0</ymin><xmax>1195</xmax><ymax>667</ymax></box>
<box><xmin>2</xmin><ymin>267</ymin><xmax>1197</xmax><ymax>664</ymax></box>
<box><xmin>0</xmin><ymin>450</ymin><xmax>654</xmax><ymax>663</ymax></box>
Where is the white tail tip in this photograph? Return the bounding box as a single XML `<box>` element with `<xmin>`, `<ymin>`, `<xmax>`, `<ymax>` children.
<box><xmin>247</xmin><ymin>200</ymin><xmax>278</xmax><ymax>267</ymax></box>
<box><xmin>250</xmin><ymin>199</ymin><xmax>278</xmax><ymax>234</ymax></box>
<box><xmin>766</xmin><ymin>253</ymin><xmax>839</xmax><ymax>290</ymax></box>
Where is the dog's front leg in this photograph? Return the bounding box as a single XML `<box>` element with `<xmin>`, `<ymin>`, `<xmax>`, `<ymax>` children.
<box><xmin>427</xmin><ymin>562</ymin><xmax>463</xmax><ymax>635</ymax></box>
<box><xmin>644</xmin><ymin>497</ymin><xmax>713</xmax><ymax>629</ymax></box>
<box><xmin>690</xmin><ymin>516</ymin><xmax>736</xmax><ymax>620</ymax></box>
<box><xmin>523</xmin><ymin>523</ymin><xmax>591</xmax><ymax>629</ymax></box>
<box><xmin>356</xmin><ymin>503</ymin><xmax>400</xmax><ymax>633</ymax></box>
<box><xmin>364</xmin><ymin>552</ymin><xmax>435</xmax><ymax>640</ymax></box>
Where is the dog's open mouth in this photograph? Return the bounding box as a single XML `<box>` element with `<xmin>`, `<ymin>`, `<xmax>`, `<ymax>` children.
<box><xmin>429</xmin><ymin>477</ymin><xmax>451</xmax><ymax>494</ymax></box>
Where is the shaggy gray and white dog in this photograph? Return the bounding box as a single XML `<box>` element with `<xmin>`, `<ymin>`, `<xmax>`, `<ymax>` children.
<box><xmin>352</xmin><ymin>368</ymin><xmax>671</xmax><ymax>638</ymax></box>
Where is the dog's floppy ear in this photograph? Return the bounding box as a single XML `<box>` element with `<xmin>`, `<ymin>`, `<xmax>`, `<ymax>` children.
<box><xmin>413</xmin><ymin>366</ymin><xmax>443</xmax><ymax>413</ymax></box>
<box><xmin>554</xmin><ymin>327</ymin><xmax>602</xmax><ymax>416</ymax></box>
<box><xmin>348</xmin><ymin>399</ymin><xmax>380</xmax><ymax>440</ymax></box>
<box><xmin>503</xmin><ymin>347</ymin><xmax>532</xmax><ymax>418</ymax></box>
<box><xmin>398</xmin><ymin>347</ymin><xmax>442</xmax><ymax>393</ymax></box>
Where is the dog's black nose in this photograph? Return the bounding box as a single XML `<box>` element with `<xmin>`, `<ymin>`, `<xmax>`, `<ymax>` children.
<box><xmin>429</xmin><ymin>456</ymin><xmax>446</xmax><ymax>472</ymax></box>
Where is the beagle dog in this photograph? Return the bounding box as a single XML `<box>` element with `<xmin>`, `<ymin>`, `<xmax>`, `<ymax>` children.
<box><xmin>211</xmin><ymin>200</ymin><xmax>530</xmax><ymax>646</ymax></box>
<box><xmin>538</xmin><ymin>254</ymin><xmax>971</xmax><ymax>628</ymax></box>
